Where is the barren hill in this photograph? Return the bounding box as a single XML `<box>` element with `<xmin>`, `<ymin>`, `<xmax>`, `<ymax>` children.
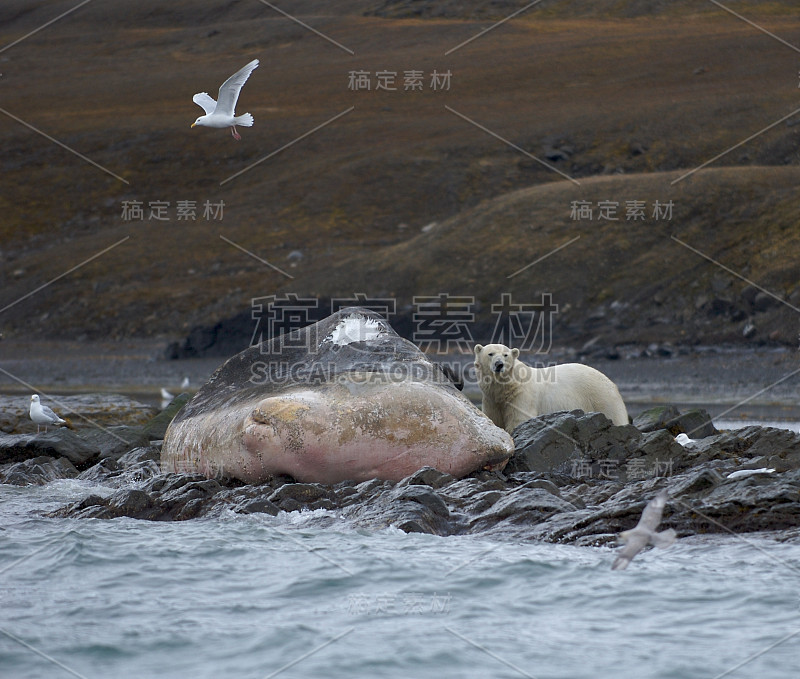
<box><xmin>0</xmin><ymin>1</ymin><xmax>798</xmax><ymax>352</ymax></box>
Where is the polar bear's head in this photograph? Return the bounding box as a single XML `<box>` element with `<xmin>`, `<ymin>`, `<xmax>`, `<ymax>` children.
<box><xmin>474</xmin><ymin>343</ymin><xmax>519</xmax><ymax>378</ymax></box>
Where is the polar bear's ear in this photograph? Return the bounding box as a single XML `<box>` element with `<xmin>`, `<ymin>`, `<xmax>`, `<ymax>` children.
<box><xmin>474</xmin><ymin>344</ymin><xmax>484</xmax><ymax>356</ymax></box>
<box><xmin>511</xmin><ymin>348</ymin><xmax>520</xmax><ymax>360</ymax></box>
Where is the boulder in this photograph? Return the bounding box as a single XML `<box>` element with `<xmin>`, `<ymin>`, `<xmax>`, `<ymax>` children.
<box><xmin>142</xmin><ymin>393</ymin><xmax>190</xmax><ymax>440</ymax></box>
<box><xmin>0</xmin><ymin>430</ymin><xmax>100</xmax><ymax>467</ymax></box>
<box><xmin>0</xmin><ymin>456</ymin><xmax>78</xmax><ymax>485</ymax></box>
<box><xmin>633</xmin><ymin>405</ymin><xmax>681</xmax><ymax>433</ymax></box>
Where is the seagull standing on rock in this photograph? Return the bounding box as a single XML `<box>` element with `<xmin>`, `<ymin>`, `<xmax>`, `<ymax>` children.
<box><xmin>191</xmin><ymin>59</ymin><xmax>259</xmax><ymax>140</ymax></box>
<box><xmin>29</xmin><ymin>394</ymin><xmax>67</xmax><ymax>433</ymax></box>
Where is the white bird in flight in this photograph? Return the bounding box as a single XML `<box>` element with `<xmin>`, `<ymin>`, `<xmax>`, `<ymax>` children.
<box><xmin>191</xmin><ymin>59</ymin><xmax>259</xmax><ymax>141</ymax></box>
<box><xmin>612</xmin><ymin>489</ymin><xmax>677</xmax><ymax>570</ymax></box>
<box><xmin>29</xmin><ymin>394</ymin><xmax>67</xmax><ymax>433</ymax></box>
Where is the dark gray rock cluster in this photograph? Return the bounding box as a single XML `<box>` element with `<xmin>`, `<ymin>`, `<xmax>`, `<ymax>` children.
<box><xmin>6</xmin><ymin>404</ymin><xmax>792</xmax><ymax>547</ymax></box>
<box><xmin>0</xmin><ymin>393</ymin><xmax>181</xmax><ymax>485</ymax></box>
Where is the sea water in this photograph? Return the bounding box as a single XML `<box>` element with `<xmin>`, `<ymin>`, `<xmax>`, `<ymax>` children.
<box><xmin>1</xmin><ymin>480</ymin><xmax>799</xmax><ymax>679</ymax></box>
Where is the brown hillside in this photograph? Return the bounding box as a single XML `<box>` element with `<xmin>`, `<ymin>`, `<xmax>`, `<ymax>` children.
<box><xmin>0</xmin><ymin>1</ymin><xmax>798</xmax><ymax>348</ymax></box>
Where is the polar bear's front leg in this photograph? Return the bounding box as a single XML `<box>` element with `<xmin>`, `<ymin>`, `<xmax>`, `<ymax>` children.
<box><xmin>481</xmin><ymin>397</ymin><xmax>505</xmax><ymax>430</ymax></box>
<box><xmin>504</xmin><ymin>401</ymin><xmax>539</xmax><ymax>434</ymax></box>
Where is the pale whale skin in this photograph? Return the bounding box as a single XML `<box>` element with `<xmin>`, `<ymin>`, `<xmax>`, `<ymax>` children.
<box><xmin>162</xmin><ymin>309</ymin><xmax>513</xmax><ymax>484</ymax></box>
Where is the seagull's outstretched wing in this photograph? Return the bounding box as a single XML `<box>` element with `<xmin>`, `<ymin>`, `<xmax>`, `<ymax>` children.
<box><xmin>193</xmin><ymin>92</ymin><xmax>217</xmax><ymax>115</ymax></box>
<box><xmin>651</xmin><ymin>528</ymin><xmax>677</xmax><ymax>548</ymax></box>
<box><xmin>215</xmin><ymin>59</ymin><xmax>259</xmax><ymax>116</ymax></box>
<box><xmin>637</xmin><ymin>489</ymin><xmax>668</xmax><ymax>530</ymax></box>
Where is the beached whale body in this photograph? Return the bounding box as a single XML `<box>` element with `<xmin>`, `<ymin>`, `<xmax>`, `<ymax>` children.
<box><xmin>162</xmin><ymin>308</ymin><xmax>513</xmax><ymax>484</ymax></box>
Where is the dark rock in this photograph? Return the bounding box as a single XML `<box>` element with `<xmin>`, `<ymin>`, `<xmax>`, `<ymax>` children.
<box><xmin>159</xmin><ymin>479</ymin><xmax>223</xmax><ymax>507</ymax></box>
<box><xmin>508</xmin><ymin>410</ymin><xmax>640</xmax><ymax>476</ymax></box>
<box><xmin>164</xmin><ymin>308</ymin><xmax>255</xmax><ymax>359</ymax></box>
<box><xmin>736</xmin><ymin>426</ymin><xmax>800</xmax><ymax>472</ymax></box>
<box><xmin>741</xmin><ymin>285</ymin><xmax>759</xmax><ymax>307</ymax></box>
<box><xmin>338</xmin><ymin>478</ymin><xmax>391</xmax><ymax>507</ymax></box>
<box><xmin>50</xmin><ymin>488</ymin><xmax>160</xmax><ymax>520</ymax></box>
<box><xmin>108</xmin><ymin>489</ymin><xmax>156</xmax><ymax>515</ymax></box>
<box><xmin>175</xmin><ymin>498</ymin><xmax>207</xmax><ymax>520</ymax></box>
<box><xmin>633</xmin><ymin>405</ymin><xmax>681</xmax><ymax>433</ymax></box>
<box><xmin>389</xmin><ymin>484</ymin><xmax>450</xmax><ymax>518</ymax></box>
<box><xmin>633</xmin><ymin>429</ymin><xmax>687</xmax><ymax>470</ymax></box>
<box><xmin>753</xmin><ymin>291</ymin><xmax>780</xmax><ymax>312</ymax></box>
<box><xmin>50</xmin><ymin>494</ymin><xmax>110</xmax><ymax>519</ymax></box>
<box><xmin>507</xmin><ymin>411</ymin><xmax>582</xmax><ymax>474</ymax></box>
<box><xmin>268</xmin><ymin>483</ymin><xmax>334</xmax><ymax>508</ymax></box>
<box><xmin>473</xmin><ymin>487</ymin><xmax>575</xmax><ymax>525</ymax></box>
<box><xmin>0</xmin><ymin>456</ymin><xmax>78</xmax><ymax>485</ymax></box>
<box><xmin>441</xmin><ymin>477</ymin><xmax>501</xmax><ymax>501</ymax></box>
<box><xmin>629</xmin><ymin>141</ymin><xmax>646</xmax><ymax>156</ymax></box>
<box><xmin>517</xmin><ymin>477</ymin><xmax>562</xmax><ymax>496</ymax></box>
<box><xmin>236</xmin><ymin>497</ymin><xmax>280</xmax><ymax>515</ymax></box>
<box><xmin>679</xmin><ymin>426</ymin><xmax>800</xmax><ymax>472</ymax></box>
<box><xmin>145</xmin><ymin>472</ymin><xmax>207</xmax><ymax>495</ymax></box>
<box><xmin>675</xmin><ymin>410</ymin><xmax>718</xmax><ymax>438</ymax></box>
<box><xmin>77</xmin><ymin>462</ymin><xmax>118</xmax><ymax>482</ymax></box>
<box><xmin>544</xmin><ymin>146</ymin><xmax>570</xmax><ymax>161</ymax></box>
<box><xmin>0</xmin><ymin>431</ymin><xmax>100</xmax><ymax>467</ymax></box>
<box><xmin>679</xmin><ymin>470</ymin><xmax>800</xmax><ymax>532</ymax></box>
<box><xmin>460</xmin><ymin>489</ymin><xmax>505</xmax><ymax>514</ymax></box>
<box><xmin>341</xmin><ymin>483</ymin><xmax>452</xmax><ymax>535</ymax></box>
<box><xmin>38</xmin><ymin>401</ymin><xmax>800</xmax><ymax>546</ymax></box>
<box><xmin>79</xmin><ymin>426</ymin><xmax>149</xmax><ymax>462</ymax></box>
<box><xmin>117</xmin><ymin>446</ymin><xmax>162</xmax><ymax>467</ymax></box>
<box><xmin>399</xmin><ymin>466</ymin><xmax>455</xmax><ymax>489</ymax></box>
<box><xmin>142</xmin><ymin>393</ymin><xmax>190</xmax><ymax>440</ymax></box>
<box><xmin>668</xmin><ymin>465</ymin><xmax>726</xmax><ymax>496</ymax></box>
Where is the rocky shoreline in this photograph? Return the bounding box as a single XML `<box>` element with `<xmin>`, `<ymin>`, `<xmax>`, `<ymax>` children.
<box><xmin>2</xmin><ymin>394</ymin><xmax>799</xmax><ymax>545</ymax></box>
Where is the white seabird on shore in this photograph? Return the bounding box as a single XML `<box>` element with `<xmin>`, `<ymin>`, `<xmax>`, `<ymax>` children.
<box><xmin>29</xmin><ymin>394</ymin><xmax>67</xmax><ymax>433</ymax></box>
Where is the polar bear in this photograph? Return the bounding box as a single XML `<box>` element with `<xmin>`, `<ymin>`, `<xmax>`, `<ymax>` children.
<box><xmin>474</xmin><ymin>343</ymin><xmax>628</xmax><ymax>434</ymax></box>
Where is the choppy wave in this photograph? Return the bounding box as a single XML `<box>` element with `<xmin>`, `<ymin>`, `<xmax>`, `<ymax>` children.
<box><xmin>1</xmin><ymin>483</ymin><xmax>799</xmax><ymax>679</ymax></box>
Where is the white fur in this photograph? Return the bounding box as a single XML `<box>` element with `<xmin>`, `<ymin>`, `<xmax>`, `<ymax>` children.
<box><xmin>474</xmin><ymin>343</ymin><xmax>628</xmax><ymax>434</ymax></box>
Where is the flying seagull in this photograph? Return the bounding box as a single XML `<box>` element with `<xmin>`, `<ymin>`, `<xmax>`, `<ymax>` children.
<box><xmin>191</xmin><ymin>59</ymin><xmax>259</xmax><ymax>140</ymax></box>
<box><xmin>29</xmin><ymin>394</ymin><xmax>67</xmax><ymax>433</ymax></box>
<box><xmin>612</xmin><ymin>489</ymin><xmax>677</xmax><ymax>570</ymax></box>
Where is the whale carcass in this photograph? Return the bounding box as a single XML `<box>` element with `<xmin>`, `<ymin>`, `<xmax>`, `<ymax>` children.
<box><xmin>162</xmin><ymin>308</ymin><xmax>513</xmax><ymax>484</ymax></box>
